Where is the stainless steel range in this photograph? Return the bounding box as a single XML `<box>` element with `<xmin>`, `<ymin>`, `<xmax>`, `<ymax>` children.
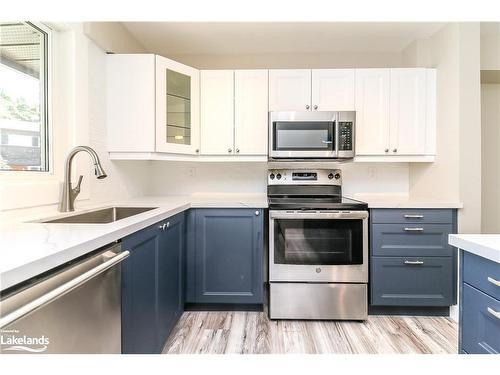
<box><xmin>268</xmin><ymin>169</ymin><xmax>369</xmax><ymax>321</ymax></box>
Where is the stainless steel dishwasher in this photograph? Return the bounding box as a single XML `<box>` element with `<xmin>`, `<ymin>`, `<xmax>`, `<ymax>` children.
<box><xmin>0</xmin><ymin>243</ymin><xmax>129</xmax><ymax>354</ymax></box>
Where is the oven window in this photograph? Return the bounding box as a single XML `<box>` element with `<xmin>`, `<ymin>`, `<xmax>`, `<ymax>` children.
<box><xmin>273</xmin><ymin>121</ymin><xmax>334</xmax><ymax>150</ymax></box>
<box><xmin>274</xmin><ymin>219</ymin><xmax>363</xmax><ymax>265</ymax></box>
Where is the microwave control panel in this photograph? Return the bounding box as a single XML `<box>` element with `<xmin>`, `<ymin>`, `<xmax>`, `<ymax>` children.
<box><xmin>338</xmin><ymin>122</ymin><xmax>353</xmax><ymax>151</ymax></box>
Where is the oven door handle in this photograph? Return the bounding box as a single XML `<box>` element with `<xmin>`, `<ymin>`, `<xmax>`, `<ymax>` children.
<box><xmin>269</xmin><ymin>210</ymin><xmax>369</xmax><ymax>220</ymax></box>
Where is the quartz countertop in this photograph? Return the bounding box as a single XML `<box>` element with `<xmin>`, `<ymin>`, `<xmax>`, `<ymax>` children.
<box><xmin>449</xmin><ymin>234</ymin><xmax>500</xmax><ymax>263</ymax></box>
<box><xmin>351</xmin><ymin>194</ymin><xmax>463</xmax><ymax>209</ymax></box>
<box><xmin>0</xmin><ymin>194</ymin><xmax>267</xmax><ymax>291</ymax></box>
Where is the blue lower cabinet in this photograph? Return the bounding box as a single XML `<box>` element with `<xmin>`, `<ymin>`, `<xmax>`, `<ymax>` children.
<box><xmin>369</xmin><ymin>208</ymin><xmax>457</xmax><ymax>308</ymax></box>
<box><xmin>157</xmin><ymin>212</ymin><xmax>185</xmax><ymax>348</ymax></box>
<box><xmin>461</xmin><ymin>284</ymin><xmax>500</xmax><ymax>354</ymax></box>
<box><xmin>460</xmin><ymin>250</ymin><xmax>500</xmax><ymax>354</ymax></box>
<box><xmin>186</xmin><ymin>209</ymin><xmax>264</xmax><ymax>304</ymax></box>
<box><xmin>121</xmin><ymin>212</ymin><xmax>185</xmax><ymax>354</ymax></box>
<box><xmin>371</xmin><ymin>256</ymin><xmax>454</xmax><ymax>306</ymax></box>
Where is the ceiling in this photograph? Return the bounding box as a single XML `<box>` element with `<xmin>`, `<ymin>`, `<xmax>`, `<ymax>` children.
<box><xmin>0</xmin><ymin>22</ymin><xmax>44</xmax><ymax>77</ymax></box>
<box><xmin>122</xmin><ymin>22</ymin><xmax>445</xmax><ymax>56</ymax></box>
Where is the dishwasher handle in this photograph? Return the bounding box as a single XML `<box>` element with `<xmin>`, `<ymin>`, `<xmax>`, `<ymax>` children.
<box><xmin>0</xmin><ymin>250</ymin><xmax>130</xmax><ymax>329</ymax></box>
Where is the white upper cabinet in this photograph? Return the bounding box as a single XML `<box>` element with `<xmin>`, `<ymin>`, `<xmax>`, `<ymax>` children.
<box><xmin>269</xmin><ymin>69</ymin><xmax>311</xmax><ymax>111</ymax></box>
<box><xmin>107</xmin><ymin>54</ymin><xmax>156</xmax><ymax>152</ymax></box>
<box><xmin>312</xmin><ymin>69</ymin><xmax>355</xmax><ymax>111</ymax></box>
<box><xmin>355</xmin><ymin>69</ymin><xmax>391</xmax><ymax>155</ymax></box>
<box><xmin>200</xmin><ymin>69</ymin><xmax>269</xmax><ymax>157</ymax></box>
<box><xmin>234</xmin><ymin>70</ymin><xmax>269</xmax><ymax>155</ymax></box>
<box><xmin>106</xmin><ymin>54</ymin><xmax>200</xmax><ymax>156</ymax></box>
<box><xmin>200</xmin><ymin>70</ymin><xmax>235</xmax><ymax>155</ymax></box>
<box><xmin>389</xmin><ymin>68</ymin><xmax>427</xmax><ymax>155</ymax></box>
<box><xmin>156</xmin><ymin>55</ymin><xmax>200</xmax><ymax>154</ymax></box>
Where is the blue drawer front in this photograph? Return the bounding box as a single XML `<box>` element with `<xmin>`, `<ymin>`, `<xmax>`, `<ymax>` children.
<box><xmin>371</xmin><ymin>256</ymin><xmax>454</xmax><ymax>306</ymax></box>
<box><xmin>372</xmin><ymin>224</ymin><xmax>453</xmax><ymax>257</ymax></box>
<box><xmin>371</xmin><ymin>209</ymin><xmax>453</xmax><ymax>224</ymax></box>
<box><xmin>462</xmin><ymin>283</ymin><xmax>500</xmax><ymax>354</ymax></box>
<box><xmin>463</xmin><ymin>251</ymin><xmax>500</xmax><ymax>301</ymax></box>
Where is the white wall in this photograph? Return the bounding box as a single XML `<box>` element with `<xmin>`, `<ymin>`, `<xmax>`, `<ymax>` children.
<box><xmin>166</xmin><ymin>51</ymin><xmax>403</xmax><ymax>70</ymax></box>
<box><xmin>403</xmin><ymin>23</ymin><xmax>482</xmax><ymax>234</ymax></box>
<box><xmin>481</xmin><ymin>84</ymin><xmax>500</xmax><ymax>233</ymax></box>
<box><xmin>83</xmin><ymin>22</ymin><xmax>147</xmax><ymax>54</ymax></box>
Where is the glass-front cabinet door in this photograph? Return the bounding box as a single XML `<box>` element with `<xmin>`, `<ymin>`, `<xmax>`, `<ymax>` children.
<box><xmin>156</xmin><ymin>55</ymin><xmax>200</xmax><ymax>154</ymax></box>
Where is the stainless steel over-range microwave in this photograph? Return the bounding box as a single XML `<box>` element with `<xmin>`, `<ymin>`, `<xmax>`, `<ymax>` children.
<box><xmin>268</xmin><ymin>111</ymin><xmax>355</xmax><ymax>160</ymax></box>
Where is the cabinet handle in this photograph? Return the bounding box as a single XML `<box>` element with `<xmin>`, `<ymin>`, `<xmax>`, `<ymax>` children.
<box><xmin>313</xmin><ymin>105</ymin><xmax>318</xmax><ymax>110</ymax></box>
<box><xmin>255</xmin><ymin>210</ymin><xmax>260</xmax><ymax>216</ymax></box>
<box><xmin>404</xmin><ymin>227</ymin><xmax>424</xmax><ymax>232</ymax></box>
<box><xmin>166</xmin><ymin>221</ymin><xmax>170</xmax><ymax>229</ymax></box>
<box><xmin>487</xmin><ymin>307</ymin><xmax>500</xmax><ymax>320</ymax></box>
<box><xmin>404</xmin><ymin>214</ymin><xmax>424</xmax><ymax>218</ymax></box>
<box><xmin>228</xmin><ymin>148</ymin><xmax>233</xmax><ymax>153</ymax></box>
<box><xmin>393</xmin><ymin>148</ymin><xmax>398</xmax><ymax>153</ymax></box>
<box><xmin>487</xmin><ymin>277</ymin><xmax>500</xmax><ymax>287</ymax></box>
<box><xmin>195</xmin><ymin>149</ymin><xmax>199</xmax><ymax>153</ymax></box>
<box><xmin>158</xmin><ymin>223</ymin><xmax>166</xmax><ymax>231</ymax></box>
<box><xmin>404</xmin><ymin>260</ymin><xmax>424</xmax><ymax>265</ymax></box>
<box><xmin>306</xmin><ymin>105</ymin><xmax>310</xmax><ymax>110</ymax></box>
<box><xmin>236</xmin><ymin>148</ymin><xmax>240</xmax><ymax>153</ymax></box>
<box><xmin>384</xmin><ymin>149</ymin><xmax>389</xmax><ymax>153</ymax></box>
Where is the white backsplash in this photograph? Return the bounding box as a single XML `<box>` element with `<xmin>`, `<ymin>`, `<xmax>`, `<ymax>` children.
<box><xmin>147</xmin><ymin>161</ymin><xmax>409</xmax><ymax>198</ymax></box>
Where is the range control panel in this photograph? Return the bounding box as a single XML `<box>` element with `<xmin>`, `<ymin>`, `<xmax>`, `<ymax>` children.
<box><xmin>268</xmin><ymin>169</ymin><xmax>342</xmax><ymax>185</ymax></box>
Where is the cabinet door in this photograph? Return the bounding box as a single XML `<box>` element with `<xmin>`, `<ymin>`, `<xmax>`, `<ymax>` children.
<box><xmin>234</xmin><ymin>70</ymin><xmax>268</xmax><ymax>155</ymax></box>
<box><xmin>200</xmin><ymin>70</ymin><xmax>235</xmax><ymax>155</ymax></box>
<box><xmin>121</xmin><ymin>224</ymin><xmax>162</xmax><ymax>354</ymax></box>
<box><xmin>390</xmin><ymin>68</ymin><xmax>427</xmax><ymax>155</ymax></box>
<box><xmin>194</xmin><ymin>209</ymin><xmax>264</xmax><ymax>304</ymax></box>
<box><xmin>371</xmin><ymin>256</ymin><xmax>454</xmax><ymax>306</ymax></box>
<box><xmin>269</xmin><ymin>69</ymin><xmax>311</xmax><ymax>111</ymax></box>
<box><xmin>462</xmin><ymin>283</ymin><xmax>500</xmax><ymax>354</ymax></box>
<box><xmin>156</xmin><ymin>55</ymin><xmax>200</xmax><ymax>155</ymax></box>
<box><xmin>312</xmin><ymin>69</ymin><xmax>355</xmax><ymax>111</ymax></box>
<box><xmin>157</xmin><ymin>213</ymin><xmax>185</xmax><ymax>349</ymax></box>
<box><xmin>355</xmin><ymin>69</ymin><xmax>391</xmax><ymax>155</ymax></box>
<box><xmin>106</xmin><ymin>54</ymin><xmax>156</xmax><ymax>152</ymax></box>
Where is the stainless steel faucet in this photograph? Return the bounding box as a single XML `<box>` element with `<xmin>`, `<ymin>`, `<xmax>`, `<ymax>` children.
<box><xmin>59</xmin><ymin>146</ymin><xmax>107</xmax><ymax>212</ymax></box>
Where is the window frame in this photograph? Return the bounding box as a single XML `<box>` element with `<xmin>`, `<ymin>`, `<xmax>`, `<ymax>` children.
<box><xmin>0</xmin><ymin>21</ymin><xmax>52</xmax><ymax>174</ymax></box>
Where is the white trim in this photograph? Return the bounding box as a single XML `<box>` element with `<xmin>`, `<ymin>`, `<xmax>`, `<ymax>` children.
<box><xmin>354</xmin><ymin>155</ymin><xmax>435</xmax><ymax>163</ymax></box>
<box><xmin>108</xmin><ymin>151</ymin><xmax>267</xmax><ymax>162</ymax></box>
<box><xmin>0</xmin><ymin>22</ymin><xmax>52</xmax><ymax>176</ymax></box>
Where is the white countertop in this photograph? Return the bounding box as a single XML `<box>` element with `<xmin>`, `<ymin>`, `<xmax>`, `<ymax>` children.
<box><xmin>449</xmin><ymin>234</ymin><xmax>500</xmax><ymax>263</ymax></box>
<box><xmin>352</xmin><ymin>194</ymin><xmax>463</xmax><ymax>209</ymax></box>
<box><xmin>0</xmin><ymin>194</ymin><xmax>267</xmax><ymax>291</ymax></box>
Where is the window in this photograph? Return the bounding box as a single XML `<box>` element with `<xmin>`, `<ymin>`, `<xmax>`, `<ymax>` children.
<box><xmin>0</xmin><ymin>22</ymin><xmax>49</xmax><ymax>172</ymax></box>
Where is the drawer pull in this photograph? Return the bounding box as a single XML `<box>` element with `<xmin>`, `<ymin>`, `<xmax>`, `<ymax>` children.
<box><xmin>404</xmin><ymin>260</ymin><xmax>424</xmax><ymax>265</ymax></box>
<box><xmin>487</xmin><ymin>307</ymin><xmax>500</xmax><ymax>320</ymax></box>
<box><xmin>487</xmin><ymin>277</ymin><xmax>500</xmax><ymax>287</ymax></box>
<box><xmin>404</xmin><ymin>227</ymin><xmax>424</xmax><ymax>232</ymax></box>
<box><xmin>404</xmin><ymin>214</ymin><xmax>424</xmax><ymax>218</ymax></box>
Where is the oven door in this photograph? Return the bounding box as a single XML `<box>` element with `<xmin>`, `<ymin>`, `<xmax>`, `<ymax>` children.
<box><xmin>269</xmin><ymin>210</ymin><xmax>368</xmax><ymax>283</ymax></box>
<box><xmin>269</xmin><ymin>111</ymin><xmax>337</xmax><ymax>158</ymax></box>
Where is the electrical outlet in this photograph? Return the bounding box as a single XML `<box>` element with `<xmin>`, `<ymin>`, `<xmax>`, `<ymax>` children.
<box><xmin>368</xmin><ymin>167</ymin><xmax>376</xmax><ymax>179</ymax></box>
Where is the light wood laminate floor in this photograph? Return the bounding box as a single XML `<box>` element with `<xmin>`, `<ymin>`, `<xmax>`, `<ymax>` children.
<box><xmin>162</xmin><ymin>311</ymin><xmax>458</xmax><ymax>354</ymax></box>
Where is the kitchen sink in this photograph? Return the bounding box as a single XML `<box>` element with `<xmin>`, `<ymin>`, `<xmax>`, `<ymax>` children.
<box><xmin>39</xmin><ymin>207</ymin><xmax>158</xmax><ymax>224</ymax></box>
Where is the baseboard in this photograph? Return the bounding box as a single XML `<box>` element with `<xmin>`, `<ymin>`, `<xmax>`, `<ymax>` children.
<box><xmin>184</xmin><ymin>303</ymin><xmax>264</xmax><ymax>312</ymax></box>
<box><xmin>368</xmin><ymin>306</ymin><xmax>450</xmax><ymax>316</ymax></box>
